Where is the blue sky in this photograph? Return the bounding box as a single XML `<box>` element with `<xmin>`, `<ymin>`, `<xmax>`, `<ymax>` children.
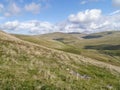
<box><xmin>0</xmin><ymin>0</ymin><xmax>120</xmax><ymax>34</ymax></box>
<box><xmin>0</xmin><ymin>0</ymin><xmax>116</xmax><ymax>22</ymax></box>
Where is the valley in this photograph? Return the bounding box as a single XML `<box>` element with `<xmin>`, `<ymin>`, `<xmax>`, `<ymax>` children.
<box><xmin>0</xmin><ymin>31</ymin><xmax>120</xmax><ymax>90</ymax></box>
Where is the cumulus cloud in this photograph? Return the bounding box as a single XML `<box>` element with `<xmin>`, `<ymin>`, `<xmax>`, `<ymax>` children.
<box><xmin>80</xmin><ymin>0</ymin><xmax>99</xmax><ymax>5</ymax></box>
<box><xmin>2</xmin><ymin>2</ymin><xmax>21</xmax><ymax>17</ymax></box>
<box><xmin>0</xmin><ymin>20</ymin><xmax>19</xmax><ymax>30</ymax></box>
<box><xmin>0</xmin><ymin>20</ymin><xmax>58</xmax><ymax>34</ymax></box>
<box><xmin>8</xmin><ymin>3</ymin><xmax>21</xmax><ymax>15</ymax></box>
<box><xmin>65</xmin><ymin>9</ymin><xmax>104</xmax><ymax>33</ymax></box>
<box><xmin>68</xmin><ymin>9</ymin><xmax>101</xmax><ymax>23</ymax></box>
<box><xmin>25</xmin><ymin>2</ymin><xmax>41</xmax><ymax>14</ymax></box>
<box><xmin>0</xmin><ymin>3</ymin><xmax>4</xmax><ymax>12</ymax></box>
<box><xmin>4</xmin><ymin>12</ymin><xmax>11</xmax><ymax>17</ymax></box>
<box><xmin>112</xmin><ymin>0</ymin><xmax>120</xmax><ymax>7</ymax></box>
<box><xmin>0</xmin><ymin>0</ymin><xmax>49</xmax><ymax>17</ymax></box>
<box><xmin>110</xmin><ymin>10</ymin><xmax>120</xmax><ymax>15</ymax></box>
<box><xmin>61</xmin><ymin>9</ymin><xmax>120</xmax><ymax>33</ymax></box>
<box><xmin>80</xmin><ymin>1</ymin><xmax>87</xmax><ymax>5</ymax></box>
<box><xmin>0</xmin><ymin>9</ymin><xmax>120</xmax><ymax>34</ymax></box>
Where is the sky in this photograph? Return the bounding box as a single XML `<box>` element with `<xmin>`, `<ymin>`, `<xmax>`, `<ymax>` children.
<box><xmin>0</xmin><ymin>0</ymin><xmax>120</xmax><ymax>34</ymax></box>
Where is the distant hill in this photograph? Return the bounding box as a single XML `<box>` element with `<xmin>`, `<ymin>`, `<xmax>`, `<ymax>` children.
<box><xmin>67</xmin><ymin>32</ymin><xmax>82</xmax><ymax>34</ymax></box>
<box><xmin>14</xmin><ymin>31</ymin><xmax>120</xmax><ymax>66</ymax></box>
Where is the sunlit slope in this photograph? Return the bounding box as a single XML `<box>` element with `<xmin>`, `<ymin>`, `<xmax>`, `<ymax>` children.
<box><xmin>38</xmin><ymin>31</ymin><xmax>120</xmax><ymax>66</ymax></box>
<box><xmin>1</xmin><ymin>31</ymin><xmax>120</xmax><ymax>90</ymax></box>
<box><xmin>13</xmin><ymin>34</ymin><xmax>66</xmax><ymax>49</ymax></box>
<box><xmin>79</xmin><ymin>31</ymin><xmax>120</xmax><ymax>66</ymax></box>
<box><xmin>13</xmin><ymin>33</ymin><xmax>82</xmax><ymax>55</ymax></box>
<box><xmin>14</xmin><ymin>31</ymin><xmax>120</xmax><ymax>66</ymax></box>
<box><xmin>38</xmin><ymin>32</ymin><xmax>82</xmax><ymax>44</ymax></box>
<box><xmin>39</xmin><ymin>31</ymin><xmax>120</xmax><ymax>47</ymax></box>
<box><xmin>80</xmin><ymin>31</ymin><xmax>120</xmax><ymax>47</ymax></box>
<box><xmin>0</xmin><ymin>31</ymin><xmax>21</xmax><ymax>41</ymax></box>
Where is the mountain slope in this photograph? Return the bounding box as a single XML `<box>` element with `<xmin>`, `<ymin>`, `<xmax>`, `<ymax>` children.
<box><xmin>14</xmin><ymin>31</ymin><xmax>120</xmax><ymax>66</ymax></box>
<box><xmin>13</xmin><ymin>33</ymin><xmax>82</xmax><ymax>55</ymax></box>
<box><xmin>1</xmin><ymin>31</ymin><xmax>120</xmax><ymax>90</ymax></box>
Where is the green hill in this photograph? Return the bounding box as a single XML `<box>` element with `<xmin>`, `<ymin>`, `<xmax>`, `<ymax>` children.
<box><xmin>0</xmin><ymin>31</ymin><xmax>120</xmax><ymax>90</ymax></box>
<box><xmin>14</xmin><ymin>31</ymin><xmax>120</xmax><ymax>66</ymax></box>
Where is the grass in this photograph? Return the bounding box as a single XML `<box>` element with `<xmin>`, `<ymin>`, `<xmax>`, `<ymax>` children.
<box><xmin>84</xmin><ymin>44</ymin><xmax>120</xmax><ymax>50</ymax></box>
<box><xmin>14</xmin><ymin>31</ymin><xmax>120</xmax><ymax>66</ymax></box>
<box><xmin>0</xmin><ymin>31</ymin><xmax>120</xmax><ymax>90</ymax></box>
<box><xmin>13</xmin><ymin>34</ymin><xmax>66</xmax><ymax>49</ymax></box>
<box><xmin>101</xmin><ymin>50</ymin><xmax>120</xmax><ymax>56</ymax></box>
<box><xmin>14</xmin><ymin>34</ymin><xmax>82</xmax><ymax>55</ymax></box>
<box><xmin>57</xmin><ymin>45</ymin><xmax>81</xmax><ymax>55</ymax></box>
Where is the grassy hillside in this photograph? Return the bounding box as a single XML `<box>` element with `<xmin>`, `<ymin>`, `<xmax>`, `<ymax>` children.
<box><xmin>14</xmin><ymin>33</ymin><xmax>82</xmax><ymax>55</ymax></box>
<box><xmin>14</xmin><ymin>31</ymin><xmax>120</xmax><ymax>66</ymax></box>
<box><xmin>79</xmin><ymin>31</ymin><xmax>120</xmax><ymax>66</ymax></box>
<box><xmin>1</xmin><ymin>31</ymin><xmax>120</xmax><ymax>90</ymax></box>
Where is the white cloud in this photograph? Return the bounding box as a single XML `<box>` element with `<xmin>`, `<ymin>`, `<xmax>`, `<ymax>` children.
<box><xmin>110</xmin><ymin>10</ymin><xmax>120</xmax><ymax>15</ymax></box>
<box><xmin>0</xmin><ymin>9</ymin><xmax>120</xmax><ymax>34</ymax></box>
<box><xmin>0</xmin><ymin>20</ymin><xmax>58</xmax><ymax>34</ymax></box>
<box><xmin>0</xmin><ymin>3</ymin><xmax>4</xmax><ymax>12</ymax></box>
<box><xmin>89</xmin><ymin>21</ymin><xmax>110</xmax><ymax>30</ymax></box>
<box><xmin>62</xmin><ymin>9</ymin><xmax>120</xmax><ymax>33</ymax></box>
<box><xmin>4</xmin><ymin>12</ymin><xmax>11</xmax><ymax>17</ymax></box>
<box><xmin>0</xmin><ymin>0</ymin><xmax>49</xmax><ymax>17</ymax></box>
<box><xmin>25</xmin><ymin>2</ymin><xmax>41</xmax><ymax>14</ymax></box>
<box><xmin>4</xmin><ymin>3</ymin><xmax>21</xmax><ymax>17</ymax></box>
<box><xmin>112</xmin><ymin>0</ymin><xmax>120</xmax><ymax>7</ymax></box>
<box><xmin>10</xmin><ymin>3</ymin><xmax>21</xmax><ymax>14</ymax></box>
<box><xmin>0</xmin><ymin>20</ymin><xmax>19</xmax><ymax>30</ymax></box>
<box><xmin>0</xmin><ymin>2</ymin><xmax>22</xmax><ymax>17</ymax></box>
<box><xmin>0</xmin><ymin>4</ymin><xmax>4</xmax><ymax>8</ymax></box>
<box><xmin>80</xmin><ymin>0</ymin><xmax>99</xmax><ymax>5</ymax></box>
<box><xmin>68</xmin><ymin>9</ymin><xmax>101</xmax><ymax>23</ymax></box>
<box><xmin>80</xmin><ymin>1</ymin><xmax>87</xmax><ymax>5</ymax></box>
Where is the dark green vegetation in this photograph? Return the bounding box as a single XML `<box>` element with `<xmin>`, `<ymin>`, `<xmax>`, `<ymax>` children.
<box><xmin>0</xmin><ymin>31</ymin><xmax>120</xmax><ymax>90</ymax></box>
<box><xmin>85</xmin><ymin>44</ymin><xmax>120</xmax><ymax>57</ymax></box>
<box><xmin>85</xmin><ymin>44</ymin><xmax>120</xmax><ymax>50</ymax></box>
<box><xmin>82</xmin><ymin>35</ymin><xmax>103</xmax><ymax>39</ymax></box>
